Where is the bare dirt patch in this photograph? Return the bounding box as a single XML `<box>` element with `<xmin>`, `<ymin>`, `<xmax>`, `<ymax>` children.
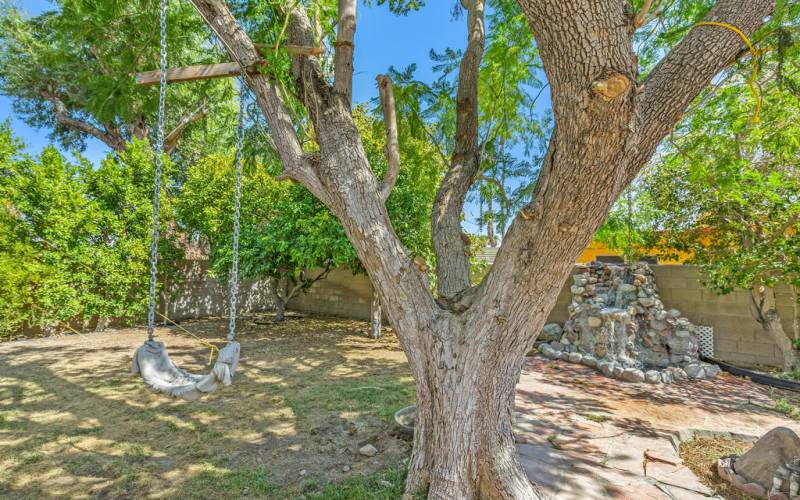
<box><xmin>0</xmin><ymin>315</ymin><xmax>414</xmax><ymax>499</ymax></box>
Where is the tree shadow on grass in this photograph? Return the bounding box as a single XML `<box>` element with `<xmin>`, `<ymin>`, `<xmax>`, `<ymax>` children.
<box><xmin>0</xmin><ymin>316</ymin><xmax>415</xmax><ymax>499</ymax></box>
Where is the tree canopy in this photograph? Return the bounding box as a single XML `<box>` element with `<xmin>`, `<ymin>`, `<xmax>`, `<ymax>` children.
<box><xmin>0</xmin><ymin>1</ymin><xmax>234</xmax><ymax>156</ymax></box>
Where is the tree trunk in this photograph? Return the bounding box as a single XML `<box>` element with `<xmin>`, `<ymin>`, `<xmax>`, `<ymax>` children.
<box><xmin>791</xmin><ymin>286</ymin><xmax>799</xmax><ymax>344</ymax></box>
<box><xmin>161</xmin><ymin>287</ymin><xmax>170</xmax><ymax>327</ymax></box>
<box><xmin>753</xmin><ymin>286</ymin><xmax>798</xmax><ymax>372</ymax></box>
<box><xmin>274</xmin><ymin>298</ymin><xmax>286</xmax><ymax>323</ymax></box>
<box><xmin>486</xmin><ymin>195</ymin><xmax>497</xmax><ymax>247</ymax></box>
<box><xmin>370</xmin><ymin>288</ymin><xmax>382</xmax><ymax>339</ymax></box>
<box><xmin>271</xmin><ymin>277</ymin><xmax>288</xmax><ymax>323</ymax></box>
<box><xmin>94</xmin><ymin>317</ymin><xmax>110</xmax><ymax>332</ymax></box>
<box><xmin>403</xmin><ymin>316</ymin><xmax>543</xmax><ymax>499</ymax></box>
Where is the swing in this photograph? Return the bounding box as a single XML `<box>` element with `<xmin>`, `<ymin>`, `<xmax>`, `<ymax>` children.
<box><xmin>131</xmin><ymin>0</ymin><xmax>245</xmax><ymax>401</ymax></box>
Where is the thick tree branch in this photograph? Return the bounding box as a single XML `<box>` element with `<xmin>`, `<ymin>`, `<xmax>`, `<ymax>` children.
<box><xmin>189</xmin><ymin>0</ymin><xmax>330</xmax><ymax>205</ymax></box>
<box><xmin>289</xmin><ymin>263</ymin><xmax>334</xmax><ymax>301</ymax></box>
<box><xmin>471</xmin><ymin>0</ymin><xmax>640</xmax><ymax>344</ymax></box>
<box><xmin>333</xmin><ymin>0</ymin><xmax>356</xmax><ymax>106</ymax></box>
<box><xmin>285</xmin><ymin>4</ymin><xmax>332</xmax><ymax>127</ymax></box>
<box><xmin>471</xmin><ymin>0</ymin><xmax>774</xmax><ymax>350</ymax></box>
<box><xmin>630</xmin><ymin>0</ymin><xmax>775</xmax><ymax>182</ymax></box>
<box><xmin>431</xmin><ymin>0</ymin><xmax>486</xmax><ymax>298</ymax></box>
<box><xmin>42</xmin><ymin>91</ymin><xmax>126</xmax><ymax>151</ymax></box>
<box><xmin>376</xmin><ymin>74</ymin><xmax>400</xmax><ymax>202</ymax></box>
<box><xmin>193</xmin><ymin>0</ymin><xmax>439</xmax><ymax>361</ymax></box>
<box><xmin>164</xmin><ymin>99</ymin><xmax>208</xmax><ymax>153</ymax></box>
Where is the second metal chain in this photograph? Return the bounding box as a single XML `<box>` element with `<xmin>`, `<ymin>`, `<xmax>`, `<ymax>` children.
<box><xmin>146</xmin><ymin>0</ymin><xmax>169</xmax><ymax>342</ymax></box>
<box><xmin>227</xmin><ymin>79</ymin><xmax>247</xmax><ymax>342</ymax></box>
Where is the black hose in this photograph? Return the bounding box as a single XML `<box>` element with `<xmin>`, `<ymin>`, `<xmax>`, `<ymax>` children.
<box><xmin>701</xmin><ymin>355</ymin><xmax>800</xmax><ymax>393</ymax></box>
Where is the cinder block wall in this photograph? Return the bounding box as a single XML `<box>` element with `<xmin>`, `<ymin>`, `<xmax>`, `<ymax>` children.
<box><xmin>544</xmin><ymin>265</ymin><xmax>794</xmax><ymax>367</ymax></box>
<box><xmin>168</xmin><ymin>262</ymin><xmax>796</xmax><ymax>368</ymax></box>
<box><xmin>650</xmin><ymin>266</ymin><xmax>795</xmax><ymax>368</ymax></box>
<box><xmin>287</xmin><ymin>268</ymin><xmax>373</xmax><ymax>319</ymax></box>
<box><xmin>167</xmin><ymin>260</ymin><xmax>275</xmax><ymax>320</ymax></box>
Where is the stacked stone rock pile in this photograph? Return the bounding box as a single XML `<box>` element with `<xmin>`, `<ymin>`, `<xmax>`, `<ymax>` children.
<box><xmin>539</xmin><ymin>261</ymin><xmax>719</xmax><ymax>384</ymax></box>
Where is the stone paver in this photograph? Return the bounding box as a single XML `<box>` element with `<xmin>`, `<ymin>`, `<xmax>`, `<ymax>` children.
<box><xmin>515</xmin><ymin>356</ymin><xmax>800</xmax><ymax>499</ymax></box>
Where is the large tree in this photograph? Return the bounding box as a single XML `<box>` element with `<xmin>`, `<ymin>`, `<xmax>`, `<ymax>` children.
<box><xmin>184</xmin><ymin>0</ymin><xmax>774</xmax><ymax>497</ymax></box>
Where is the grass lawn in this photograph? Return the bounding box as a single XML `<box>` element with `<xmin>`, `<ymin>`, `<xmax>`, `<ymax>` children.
<box><xmin>0</xmin><ymin>315</ymin><xmax>416</xmax><ymax>499</ymax></box>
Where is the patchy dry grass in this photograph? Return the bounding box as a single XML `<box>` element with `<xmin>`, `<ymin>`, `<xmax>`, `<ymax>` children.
<box><xmin>678</xmin><ymin>436</ymin><xmax>754</xmax><ymax>500</ymax></box>
<box><xmin>0</xmin><ymin>315</ymin><xmax>415</xmax><ymax>499</ymax></box>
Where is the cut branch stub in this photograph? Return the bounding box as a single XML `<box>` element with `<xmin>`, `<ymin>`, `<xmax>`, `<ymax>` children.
<box><xmin>376</xmin><ymin>74</ymin><xmax>400</xmax><ymax>201</ymax></box>
<box><xmin>591</xmin><ymin>72</ymin><xmax>631</xmax><ymax>101</ymax></box>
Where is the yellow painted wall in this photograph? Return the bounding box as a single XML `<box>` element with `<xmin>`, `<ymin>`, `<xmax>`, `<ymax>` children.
<box><xmin>577</xmin><ymin>240</ymin><xmax>689</xmax><ymax>265</ymax></box>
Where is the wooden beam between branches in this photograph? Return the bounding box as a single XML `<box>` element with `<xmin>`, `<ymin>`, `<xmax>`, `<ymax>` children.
<box><xmin>136</xmin><ymin>62</ymin><xmax>243</xmax><ymax>86</ymax></box>
<box><xmin>134</xmin><ymin>45</ymin><xmax>323</xmax><ymax>86</ymax></box>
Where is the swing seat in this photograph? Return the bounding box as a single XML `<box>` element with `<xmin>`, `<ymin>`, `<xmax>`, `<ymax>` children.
<box><xmin>132</xmin><ymin>340</ymin><xmax>240</xmax><ymax>401</ymax></box>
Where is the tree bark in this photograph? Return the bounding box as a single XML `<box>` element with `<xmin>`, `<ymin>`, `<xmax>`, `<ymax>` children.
<box><xmin>486</xmin><ymin>195</ymin><xmax>496</xmax><ymax>247</ymax></box>
<box><xmin>94</xmin><ymin>317</ymin><xmax>110</xmax><ymax>333</ymax></box>
<box><xmin>271</xmin><ymin>276</ymin><xmax>288</xmax><ymax>323</ymax></box>
<box><xmin>752</xmin><ymin>286</ymin><xmax>798</xmax><ymax>372</ymax></box>
<box><xmin>370</xmin><ymin>287</ymin><xmax>382</xmax><ymax>339</ymax></box>
<box><xmin>189</xmin><ymin>0</ymin><xmax>775</xmax><ymax>496</ymax></box>
<box><xmin>403</xmin><ymin>313</ymin><xmax>542</xmax><ymax>499</ymax></box>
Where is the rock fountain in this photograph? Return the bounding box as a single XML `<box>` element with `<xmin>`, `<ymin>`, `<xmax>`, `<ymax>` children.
<box><xmin>539</xmin><ymin>261</ymin><xmax>719</xmax><ymax>384</ymax></box>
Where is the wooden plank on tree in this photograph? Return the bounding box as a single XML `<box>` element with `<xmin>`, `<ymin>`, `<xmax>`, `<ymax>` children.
<box><xmin>135</xmin><ymin>62</ymin><xmax>244</xmax><ymax>86</ymax></box>
<box><xmin>135</xmin><ymin>44</ymin><xmax>322</xmax><ymax>86</ymax></box>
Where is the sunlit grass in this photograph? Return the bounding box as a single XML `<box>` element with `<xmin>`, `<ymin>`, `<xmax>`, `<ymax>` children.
<box><xmin>0</xmin><ymin>317</ymin><xmax>414</xmax><ymax>498</ymax></box>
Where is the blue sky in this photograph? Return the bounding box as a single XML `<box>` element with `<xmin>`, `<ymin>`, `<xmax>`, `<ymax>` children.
<box><xmin>1</xmin><ymin>1</ymin><xmax>548</xmax><ymax>233</ymax></box>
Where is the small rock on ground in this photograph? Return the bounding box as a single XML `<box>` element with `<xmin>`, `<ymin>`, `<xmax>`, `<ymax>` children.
<box><xmin>620</xmin><ymin>368</ymin><xmax>645</xmax><ymax>383</ymax></box>
<box><xmin>359</xmin><ymin>444</ymin><xmax>378</xmax><ymax>457</ymax></box>
<box><xmin>645</xmin><ymin>370</ymin><xmax>661</xmax><ymax>384</ymax></box>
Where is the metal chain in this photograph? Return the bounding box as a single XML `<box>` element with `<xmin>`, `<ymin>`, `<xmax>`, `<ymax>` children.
<box><xmin>146</xmin><ymin>0</ymin><xmax>169</xmax><ymax>342</ymax></box>
<box><xmin>227</xmin><ymin>79</ymin><xmax>247</xmax><ymax>342</ymax></box>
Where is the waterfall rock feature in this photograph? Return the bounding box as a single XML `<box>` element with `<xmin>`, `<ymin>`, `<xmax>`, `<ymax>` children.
<box><xmin>538</xmin><ymin>261</ymin><xmax>719</xmax><ymax>384</ymax></box>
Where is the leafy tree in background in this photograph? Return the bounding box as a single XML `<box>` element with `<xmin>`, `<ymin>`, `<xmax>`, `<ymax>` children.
<box><xmin>0</xmin><ymin>130</ymin><xmax>179</xmax><ymax>338</ymax></box>
<box><xmin>596</xmin><ymin>0</ymin><xmax>800</xmax><ymax>371</ymax></box>
<box><xmin>383</xmin><ymin>0</ymin><xmax>550</xmax><ymax>247</ymax></box>
<box><xmin>0</xmin><ymin>1</ymin><xmax>235</xmax><ymax>157</ymax></box>
<box><xmin>178</xmin><ymin>105</ymin><xmax>442</xmax><ymax>329</ymax></box>
<box><xmin>594</xmin><ymin>178</ymin><xmax>660</xmax><ymax>263</ymax></box>
<box><xmin>643</xmin><ymin>40</ymin><xmax>800</xmax><ymax>370</ymax></box>
<box><xmin>179</xmin><ymin>153</ymin><xmax>358</xmax><ymax>323</ymax></box>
